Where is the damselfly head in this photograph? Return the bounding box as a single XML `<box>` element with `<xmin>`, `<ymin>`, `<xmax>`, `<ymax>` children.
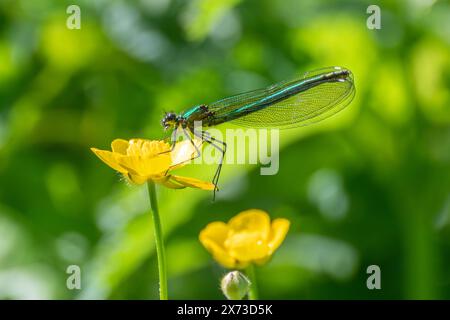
<box><xmin>161</xmin><ymin>112</ymin><xmax>178</xmax><ymax>131</ymax></box>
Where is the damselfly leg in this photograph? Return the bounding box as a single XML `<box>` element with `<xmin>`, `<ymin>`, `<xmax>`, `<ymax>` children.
<box><xmin>192</xmin><ymin>129</ymin><xmax>227</xmax><ymax>200</ymax></box>
<box><xmin>161</xmin><ymin>127</ymin><xmax>204</xmax><ymax>175</ymax></box>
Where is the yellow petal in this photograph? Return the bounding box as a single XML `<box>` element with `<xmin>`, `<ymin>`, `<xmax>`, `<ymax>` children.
<box><xmin>200</xmin><ymin>221</ymin><xmax>229</xmax><ymax>247</ymax></box>
<box><xmin>154</xmin><ymin>175</ymin><xmax>186</xmax><ymax>189</ymax></box>
<box><xmin>127</xmin><ymin>139</ymin><xmax>170</xmax><ymax>157</ymax></box>
<box><xmin>125</xmin><ymin>139</ymin><xmax>143</xmax><ymax>156</ymax></box>
<box><xmin>90</xmin><ymin>148</ymin><xmax>128</xmax><ymax>174</ymax></box>
<box><xmin>170</xmin><ymin>175</ymin><xmax>215</xmax><ymax>190</ymax></box>
<box><xmin>199</xmin><ymin>222</ymin><xmax>236</xmax><ymax>269</ymax></box>
<box><xmin>224</xmin><ymin>209</ymin><xmax>273</xmax><ymax>262</ymax></box>
<box><xmin>140</xmin><ymin>139</ymin><xmax>170</xmax><ymax>157</ymax></box>
<box><xmin>116</xmin><ymin>154</ymin><xmax>171</xmax><ymax>177</ymax></box>
<box><xmin>111</xmin><ymin>139</ymin><xmax>129</xmax><ymax>155</ymax></box>
<box><xmin>267</xmin><ymin>218</ymin><xmax>290</xmax><ymax>255</ymax></box>
<box><xmin>228</xmin><ymin>209</ymin><xmax>271</xmax><ymax>241</ymax></box>
<box><xmin>127</xmin><ymin>173</ymin><xmax>148</xmax><ymax>185</ymax></box>
<box><xmin>170</xmin><ymin>138</ymin><xmax>203</xmax><ymax>168</ymax></box>
<box><xmin>224</xmin><ymin>231</ymin><xmax>269</xmax><ymax>262</ymax></box>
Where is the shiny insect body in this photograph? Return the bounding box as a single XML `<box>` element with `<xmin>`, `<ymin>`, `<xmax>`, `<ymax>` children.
<box><xmin>161</xmin><ymin>67</ymin><xmax>355</xmax><ymax>198</ymax></box>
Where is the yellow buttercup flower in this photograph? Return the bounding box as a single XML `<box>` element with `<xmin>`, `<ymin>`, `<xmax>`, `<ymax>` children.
<box><xmin>199</xmin><ymin>209</ymin><xmax>290</xmax><ymax>269</ymax></box>
<box><xmin>91</xmin><ymin>138</ymin><xmax>215</xmax><ymax>190</ymax></box>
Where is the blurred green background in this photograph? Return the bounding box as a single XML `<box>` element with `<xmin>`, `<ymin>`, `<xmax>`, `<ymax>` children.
<box><xmin>0</xmin><ymin>0</ymin><xmax>449</xmax><ymax>299</ymax></box>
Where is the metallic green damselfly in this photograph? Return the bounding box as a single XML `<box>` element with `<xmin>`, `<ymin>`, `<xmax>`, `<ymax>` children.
<box><xmin>161</xmin><ymin>66</ymin><xmax>355</xmax><ymax>197</ymax></box>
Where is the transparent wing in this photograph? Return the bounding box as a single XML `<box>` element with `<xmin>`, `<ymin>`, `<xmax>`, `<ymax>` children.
<box><xmin>231</xmin><ymin>75</ymin><xmax>355</xmax><ymax>128</ymax></box>
<box><xmin>207</xmin><ymin>67</ymin><xmax>355</xmax><ymax>129</ymax></box>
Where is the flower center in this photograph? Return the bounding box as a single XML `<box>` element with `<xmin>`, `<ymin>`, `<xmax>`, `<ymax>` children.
<box><xmin>127</xmin><ymin>139</ymin><xmax>170</xmax><ymax>157</ymax></box>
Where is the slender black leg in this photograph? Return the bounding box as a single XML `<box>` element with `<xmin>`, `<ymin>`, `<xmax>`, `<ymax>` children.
<box><xmin>161</xmin><ymin>128</ymin><xmax>205</xmax><ymax>176</ymax></box>
<box><xmin>163</xmin><ymin>128</ymin><xmax>202</xmax><ymax>158</ymax></box>
<box><xmin>193</xmin><ymin>130</ymin><xmax>227</xmax><ymax>200</ymax></box>
<box><xmin>182</xmin><ymin>127</ymin><xmax>202</xmax><ymax>160</ymax></box>
<box><xmin>169</xmin><ymin>129</ymin><xmax>177</xmax><ymax>151</ymax></box>
<box><xmin>159</xmin><ymin>129</ymin><xmax>178</xmax><ymax>155</ymax></box>
<box><xmin>205</xmin><ymin>135</ymin><xmax>224</xmax><ymax>187</ymax></box>
<box><xmin>210</xmin><ymin>136</ymin><xmax>227</xmax><ymax>193</ymax></box>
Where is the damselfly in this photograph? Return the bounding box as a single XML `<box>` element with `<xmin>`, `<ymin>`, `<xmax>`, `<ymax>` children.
<box><xmin>161</xmin><ymin>66</ymin><xmax>355</xmax><ymax>197</ymax></box>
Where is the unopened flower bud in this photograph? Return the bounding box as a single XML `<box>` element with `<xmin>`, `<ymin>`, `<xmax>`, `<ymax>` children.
<box><xmin>220</xmin><ymin>271</ymin><xmax>250</xmax><ymax>300</ymax></box>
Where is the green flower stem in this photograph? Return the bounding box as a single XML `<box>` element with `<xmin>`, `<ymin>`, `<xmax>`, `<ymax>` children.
<box><xmin>245</xmin><ymin>264</ymin><xmax>259</xmax><ymax>300</ymax></box>
<box><xmin>147</xmin><ymin>180</ymin><xmax>168</xmax><ymax>300</ymax></box>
